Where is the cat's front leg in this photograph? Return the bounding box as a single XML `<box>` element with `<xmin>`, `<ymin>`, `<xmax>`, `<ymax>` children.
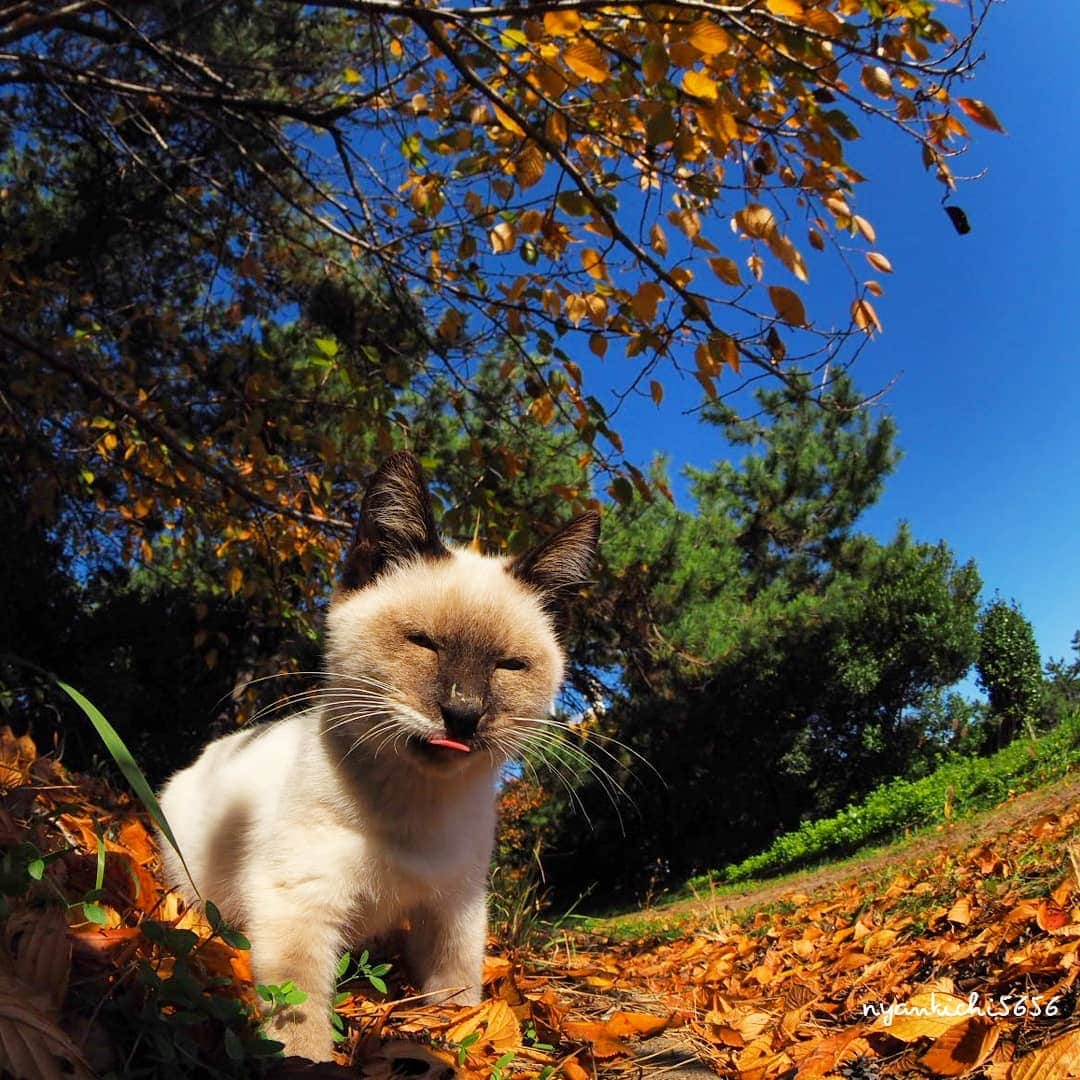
<box><xmin>406</xmin><ymin>890</ymin><xmax>487</xmax><ymax>1006</ymax></box>
<box><xmin>248</xmin><ymin>900</ymin><xmax>342</xmax><ymax>1062</ymax></box>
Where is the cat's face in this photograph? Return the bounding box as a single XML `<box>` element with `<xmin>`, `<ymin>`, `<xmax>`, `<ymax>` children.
<box><xmin>324</xmin><ymin>453</ymin><xmax>599</xmax><ymax>773</ymax></box>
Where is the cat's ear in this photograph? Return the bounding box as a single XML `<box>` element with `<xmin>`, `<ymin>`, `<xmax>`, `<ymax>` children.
<box><xmin>509</xmin><ymin>511</ymin><xmax>600</xmax><ymax>604</ymax></box>
<box><xmin>340</xmin><ymin>452</ymin><xmax>447</xmax><ymax>591</ymax></box>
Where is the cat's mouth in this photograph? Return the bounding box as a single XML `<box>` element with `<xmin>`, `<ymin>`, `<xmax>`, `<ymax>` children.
<box><xmin>406</xmin><ymin>734</ymin><xmax>475</xmax><ymax>763</ymax></box>
<box><xmin>427</xmin><ymin>737</ymin><xmax>471</xmax><ymax>754</ymax></box>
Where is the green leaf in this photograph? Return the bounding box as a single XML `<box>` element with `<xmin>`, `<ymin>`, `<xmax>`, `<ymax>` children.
<box><xmin>336</xmin><ymin>951</ymin><xmax>351</xmax><ymax>979</ymax></box>
<box><xmin>313</xmin><ymin>336</ymin><xmax>339</xmax><ymax>358</ymax></box>
<box><xmin>83</xmin><ymin>901</ymin><xmax>108</xmax><ymax>925</ymax></box>
<box><xmin>94</xmin><ymin>829</ymin><xmax>106</xmax><ymax>892</ymax></box>
<box><xmin>224</xmin><ymin>1028</ymin><xmax>244</xmax><ymax>1061</ymax></box>
<box><xmin>27</xmin><ymin>858</ymin><xmax>45</xmax><ymax>880</ymax></box>
<box><xmin>220</xmin><ymin>925</ymin><xmax>251</xmax><ymax>951</ymax></box>
<box><xmin>205</xmin><ymin>900</ymin><xmax>223</xmax><ymax>932</ymax></box>
<box><xmin>368</xmin><ymin>975</ymin><xmax>387</xmax><ymax>994</ymax></box>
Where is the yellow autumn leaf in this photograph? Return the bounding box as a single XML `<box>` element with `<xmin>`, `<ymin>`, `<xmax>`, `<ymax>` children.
<box><xmin>227</xmin><ymin>565</ymin><xmax>243</xmax><ymax>596</ymax></box>
<box><xmin>650</xmin><ymin>380</ymin><xmax>663</xmax><ymax>406</ymax></box>
<box><xmin>919</xmin><ymin>1017</ymin><xmax>998</xmax><ymax>1078</ymax></box>
<box><xmin>765</xmin><ymin>0</ymin><xmax>804</xmax><ymax>17</ymax></box>
<box><xmin>852</xmin><ymin>297</ymin><xmax>882</xmax><ymax>334</ymax></box>
<box><xmin>735</xmin><ymin>203</ymin><xmax>775</xmax><ymax>239</ymax></box>
<box><xmin>769</xmin><ymin>285</ymin><xmax>807</xmax><ymax>327</ymax></box>
<box><xmin>852</xmin><ymin>214</ymin><xmax>876</xmax><ymax>243</ymax></box>
<box><xmin>563</xmin><ymin>43</ymin><xmax>609</xmax><ymax>83</ymax></box>
<box><xmin>866</xmin><ymin>251</ymin><xmax>893</xmax><ymax>273</ymax></box>
<box><xmin>1011</xmin><ymin>1028</ymin><xmax>1080</xmax><ymax>1080</ymax></box>
<box><xmin>688</xmin><ymin>19</ymin><xmax>731</xmax><ymax>56</ymax></box>
<box><xmin>708</xmin><ymin>257</ymin><xmax>742</xmax><ymax>286</ymax></box>
<box><xmin>699</xmin><ymin>105</ymin><xmax>738</xmax><ymax>146</ymax></box>
<box><xmin>860</xmin><ymin>65</ymin><xmax>893</xmax><ymax>99</ymax></box>
<box><xmin>956</xmin><ymin>97</ymin><xmax>1006</xmax><ymax>133</ymax></box>
<box><xmin>872</xmin><ymin>991</ymin><xmax>972</xmax><ymax>1042</ymax></box>
<box><xmin>543</xmin><ymin>9</ymin><xmax>581</xmax><ymax>37</ymax></box>
<box><xmin>581</xmin><ymin>248</ymin><xmax>607</xmax><ymax>281</ymax></box>
<box><xmin>490</xmin><ymin>221</ymin><xmax>516</xmax><ymax>254</ymax></box>
<box><xmin>493</xmin><ymin>103</ymin><xmax>524</xmax><ymax>136</ymax></box>
<box><xmin>631</xmin><ymin>281</ymin><xmax>665</xmax><ymax>322</ymax></box>
<box><xmin>682</xmin><ymin>69</ymin><xmax>718</xmax><ymax>101</ymax></box>
<box><xmin>650</xmin><ymin>221</ymin><xmax>668</xmax><ymax>256</ymax></box>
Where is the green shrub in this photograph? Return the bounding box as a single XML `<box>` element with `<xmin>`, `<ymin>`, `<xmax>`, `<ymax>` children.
<box><xmin>712</xmin><ymin>710</ymin><xmax>1080</xmax><ymax>884</ymax></box>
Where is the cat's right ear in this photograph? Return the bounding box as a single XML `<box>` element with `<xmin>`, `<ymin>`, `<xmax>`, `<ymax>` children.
<box><xmin>340</xmin><ymin>452</ymin><xmax>447</xmax><ymax>591</ymax></box>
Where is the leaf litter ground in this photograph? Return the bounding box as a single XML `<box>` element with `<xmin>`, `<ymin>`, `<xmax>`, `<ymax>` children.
<box><xmin>3</xmin><ymin>727</ymin><xmax>1080</xmax><ymax>1079</ymax></box>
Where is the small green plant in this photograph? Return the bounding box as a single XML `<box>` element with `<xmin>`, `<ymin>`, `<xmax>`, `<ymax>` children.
<box><xmin>256</xmin><ymin>980</ymin><xmax>309</xmax><ymax>1016</ymax></box>
<box><xmin>491</xmin><ymin>1050</ymin><xmax>516</xmax><ymax>1080</ymax></box>
<box><xmin>453</xmin><ymin>1029</ymin><xmax>482</xmax><ymax>1066</ymax></box>
<box><xmin>523</xmin><ymin>1020</ymin><xmax>555</xmax><ymax>1053</ymax></box>
<box><xmin>330</xmin><ymin>949</ymin><xmax>393</xmax><ymax>1041</ymax></box>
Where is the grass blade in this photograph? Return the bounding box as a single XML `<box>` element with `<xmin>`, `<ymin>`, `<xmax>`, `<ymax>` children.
<box><xmin>56</xmin><ymin>679</ymin><xmax>201</xmax><ymax>898</ymax></box>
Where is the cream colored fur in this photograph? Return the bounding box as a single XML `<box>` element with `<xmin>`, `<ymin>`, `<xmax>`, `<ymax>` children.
<box><xmin>157</xmin><ymin>544</ymin><xmax>579</xmax><ymax>1061</ymax></box>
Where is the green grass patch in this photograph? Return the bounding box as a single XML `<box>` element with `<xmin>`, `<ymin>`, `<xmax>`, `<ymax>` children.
<box><xmin>703</xmin><ymin>712</ymin><xmax>1080</xmax><ymax>886</ymax></box>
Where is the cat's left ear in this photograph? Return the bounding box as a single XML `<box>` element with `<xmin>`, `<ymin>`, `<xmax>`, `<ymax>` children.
<box><xmin>340</xmin><ymin>452</ymin><xmax>447</xmax><ymax>591</ymax></box>
<box><xmin>509</xmin><ymin>511</ymin><xmax>600</xmax><ymax>605</ymax></box>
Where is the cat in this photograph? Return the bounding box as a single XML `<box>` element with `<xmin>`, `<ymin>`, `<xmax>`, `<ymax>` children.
<box><xmin>157</xmin><ymin>451</ymin><xmax>599</xmax><ymax>1061</ymax></box>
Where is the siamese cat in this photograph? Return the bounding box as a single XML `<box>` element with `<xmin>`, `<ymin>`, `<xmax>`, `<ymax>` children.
<box><xmin>157</xmin><ymin>452</ymin><xmax>599</xmax><ymax>1061</ymax></box>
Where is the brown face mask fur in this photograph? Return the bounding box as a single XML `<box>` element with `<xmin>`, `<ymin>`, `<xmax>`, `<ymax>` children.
<box><xmin>324</xmin><ymin>452</ymin><xmax>600</xmax><ymax>774</ymax></box>
<box><xmin>156</xmin><ymin>452</ymin><xmax>600</xmax><ymax>1063</ymax></box>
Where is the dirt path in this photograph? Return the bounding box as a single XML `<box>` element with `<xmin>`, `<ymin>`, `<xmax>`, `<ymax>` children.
<box><xmin>606</xmin><ymin>771</ymin><xmax>1080</xmax><ymax>933</ymax></box>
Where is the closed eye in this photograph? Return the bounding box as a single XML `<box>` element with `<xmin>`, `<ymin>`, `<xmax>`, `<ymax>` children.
<box><xmin>407</xmin><ymin>632</ymin><xmax>440</xmax><ymax>652</ymax></box>
<box><xmin>496</xmin><ymin>657</ymin><xmax>529</xmax><ymax>671</ymax></box>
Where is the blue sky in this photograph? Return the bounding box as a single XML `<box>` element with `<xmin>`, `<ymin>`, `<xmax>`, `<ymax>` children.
<box><xmin>602</xmin><ymin>1</ymin><xmax>1080</xmax><ymax>674</ymax></box>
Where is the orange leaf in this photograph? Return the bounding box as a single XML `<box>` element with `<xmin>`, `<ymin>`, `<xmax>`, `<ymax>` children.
<box><xmin>708</xmin><ymin>256</ymin><xmax>742</xmax><ymax>286</ymax></box>
<box><xmin>580</xmin><ymin>248</ymin><xmax>607</xmax><ymax>281</ymax></box>
<box><xmin>860</xmin><ymin>65</ymin><xmax>892</xmax><ymax>99</ymax></box>
<box><xmin>769</xmin><ymin>285</ymin><xmax>807</xmax><ymax>327</ymax></box>
<box><xmin>919</xmin><ymin>1016</ymin><xmax>998</xmax><ymax>1077</ymax></box>
<box><xmin>650</xmin><ymin>380</ymin><xmax>664</xmax><ymax>406</ymax></box>
<box><xmin>543</xmin><ymin>9</ymin><xmax>581</xmax><ymax>36</ymax></box>
<box><xmin>227</xmin><ymin>565</ymin><xmax>243</xmax><ymax>596</ymax></box>
<box><xmin>872</xmin><ymin>991</ymin><xmax>971</xmax><ymax>1042</ymax></box>
<box><xmin>947</xmin><ymin>896</ymin><xmax>972</xmax><ymax>925</ymax></box>
<box><xmin>765</xmin><ymin>0</ymin><xmax>803</xmax><ymax>16</ymax></box>
<box><xmin>866</xmin><ymin>251</ymin><xmax>893</xmax><ymax>273</ymax></box>
<box><xmin>956</xmin><ymin>97</ymin><xmax>1006</xmax><ymax>133</ymax></box>
<box><xmin>631</xmin><ymin>282</ymin><xmax>665</xmax><ymax>322</ymax></box>
<box><xmin>1011</xmin><ymin>1027</ymin><xmax>1080</xmax><ymax>1080</ymax></box>
<box><xmin>852</xmin><ymin>298</ymin><xmax>882</xmax><ymax>334</ymax></box>
<box><xmin>563</xmin><ymin>43</ymin><xmax>609</xmax><ymax>83</ymax></box>
<box><xmin>682</xmin><ymin>69</ymin><xmax>718</xmax><ymax>101</ymax></box>
<box><xmin>445</xmin><ymin>1000</ymin><xmax>520</xmax><ymax>1054</ymax></box>
<box><xmin>1037</xmin><ymin>898</ymin><xmax>1070</xmax><ymax>933</ymax></box>
<box><xmin>687</xmin><ymin>19</ymin><xmax>730</xmax><ymax>56</ymax></box>
<box><xmin>735</xmin><ymin>203</ymin><xmax>776</xmax><ymax>239</ymax></box>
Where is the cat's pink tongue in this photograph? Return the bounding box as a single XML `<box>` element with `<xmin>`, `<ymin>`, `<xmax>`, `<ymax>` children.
<box><xmin>427</xmin><ymin>738</ymin><xmax>472</xmax><ymax>753</ymax></box>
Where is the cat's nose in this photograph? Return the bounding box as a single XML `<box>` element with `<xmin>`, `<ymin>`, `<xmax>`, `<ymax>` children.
<box><xmin>439</xmin><ymin>701</ymin><xmax>484</xmax><ymax>741</ymax></box>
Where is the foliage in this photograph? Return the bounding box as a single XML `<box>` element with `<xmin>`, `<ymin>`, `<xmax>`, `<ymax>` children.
<box><xmin>714</xmin><ymin>707</ymin><xmax>1080</xmax><ymax>883</ymax></box>
<box><xmin>977</xmin><ymin>597</ymin><xmax>1045</xmax><ymax>748</ymax></box>
<box><xmin>1043</xmin><ymin>631</ymin><xmax>1080</xmax><ymax>729</ymax></box>
<box><xmin>1</xmin><ymin>0</ymin><xmax>997</xmax><ymax>640</ymax></box>
<box><xmin>536</xmin><ymin>375</ymin><xmax>981</xmax><ymax>899</ymax></box>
